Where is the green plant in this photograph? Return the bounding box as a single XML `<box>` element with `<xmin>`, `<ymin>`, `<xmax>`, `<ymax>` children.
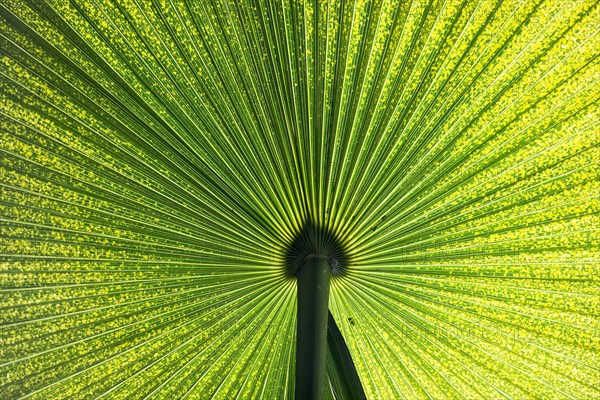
<box><xmin>1</xmin><ymin>0</ymin><xmax>598</xmax><ymax>399</ymax></box>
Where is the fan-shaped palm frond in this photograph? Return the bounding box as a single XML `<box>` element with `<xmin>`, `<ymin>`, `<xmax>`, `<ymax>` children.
<box><xmin>1</xmin><ymin>0</ymin><xmax>598</xmax><ymax>398</ymax></box>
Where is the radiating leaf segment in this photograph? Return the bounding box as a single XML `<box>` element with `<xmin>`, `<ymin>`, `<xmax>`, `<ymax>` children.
<box><xmin>0</xmin><ymin>0</ymin><xmax>599</xmax><ymax>399</ymax></box>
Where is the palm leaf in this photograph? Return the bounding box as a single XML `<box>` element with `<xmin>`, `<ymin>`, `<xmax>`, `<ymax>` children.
<box><xmin>1</xmin><ymin>0</ymin><xmax>598</xmax><ymax>398</ymax></box>
<box><xmin>327</xmin><ymin>311</ymin><xmax>366</xmax><ymax>400</ymax></box>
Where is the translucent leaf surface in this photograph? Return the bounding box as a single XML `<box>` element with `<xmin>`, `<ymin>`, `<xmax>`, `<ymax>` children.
<box><xmin>1</xmin><ymin>0</ymin><xmax>598</xmax><ymax>398</ymax></box>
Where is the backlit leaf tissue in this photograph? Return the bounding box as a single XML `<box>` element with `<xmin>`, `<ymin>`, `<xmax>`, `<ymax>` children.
<box><xmin>0</xmin><ymin>0</ymin><xmax>598</xmax><ymax>399</ymax></box>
